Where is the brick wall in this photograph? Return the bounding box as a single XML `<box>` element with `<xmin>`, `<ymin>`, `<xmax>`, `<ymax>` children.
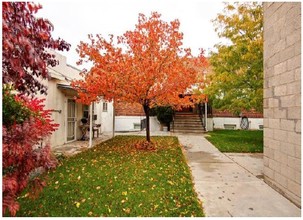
<box><xmin>114</xmin><ymin>101</ymin><xmax>145</xmax><ymax>116</ymax></box>
<box><xmin>263</xmin><ymin>2</ymin><xmax>301</xmax><ymax>207</ymax></box>
<box><xmin>212</xmin><ymin>109</ymin><xmax>263</xmax><ymax>118</ymax></box>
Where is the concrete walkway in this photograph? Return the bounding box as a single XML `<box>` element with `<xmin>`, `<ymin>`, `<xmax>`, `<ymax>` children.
<box><xmin>178</xmin><ymin>134</ymin><xmax>301</xmax><ymax>217</ymax></box>
<box><xmin>52</xmin><ymin>133</ymin><xmax>112</xmax><ymax>156</ymax></box>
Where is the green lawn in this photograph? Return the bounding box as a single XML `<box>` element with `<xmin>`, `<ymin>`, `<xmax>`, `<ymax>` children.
<box><xmin>205</xmin><ymin>129</ymin><xmax>263</xmax><ymax>153</ymax></box>
<box><xmin>16</xmin><ymin>136</ymin><xmax>204</xmax><ymax>217</ymax></box>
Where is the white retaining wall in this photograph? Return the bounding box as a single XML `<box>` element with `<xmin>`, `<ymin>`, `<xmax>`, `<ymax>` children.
<box><xmin>115</xmin><ymin>116</ymin><xmax>161</xmax><ymax>132</ymax></box>
<box><xmin>115</xmin><ymin>116</ymin><xmax>263</xmax><ymax>132</ymax></box>
<box><xmin>213</xmin><ymin>117</ymin><xmax>263</xmax><ymax>130</ymax></box>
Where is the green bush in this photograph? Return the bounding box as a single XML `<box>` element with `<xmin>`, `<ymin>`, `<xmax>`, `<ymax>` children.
<box><xmin>2</xmin><ymin>86</ymin><xmax>32</xmax><ymax>127</ymax></box>
<box><xmin>153</xmin><ymin>106</ymin><xmax>174</xmax><ymax>130</ymax></box>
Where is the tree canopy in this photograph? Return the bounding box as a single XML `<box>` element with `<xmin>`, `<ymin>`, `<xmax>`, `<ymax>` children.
<box><xmin>73</xmin><ymin>12</ymin><xmax>207</xmax><ymax>142</ymax></box>
<box><xmin>205</xmin><ymin>2</ymin><xmax>263</xmax><ymax>114</ymax></box>
<box><xmin>2</xmin><ymin>2</ymin><xmax>70</xmax><ymax>95</ymax></box>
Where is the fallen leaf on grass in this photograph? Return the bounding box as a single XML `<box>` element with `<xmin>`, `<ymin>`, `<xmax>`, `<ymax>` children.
<box><xmin>123</xmin><ymin>208</ymin><xmax>131</xmax><ymax>214</ymax></box>
<box><xmin>167</xmin><ymin>180</ymin><xmax>174</xmax><ymax>185</ymax></box>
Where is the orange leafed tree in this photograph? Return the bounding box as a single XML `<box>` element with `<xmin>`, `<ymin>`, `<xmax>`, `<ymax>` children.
<box><xmin>72</xmin><ymin>12</ymin><xmax>207</xmax><ymax>142</ymax></box>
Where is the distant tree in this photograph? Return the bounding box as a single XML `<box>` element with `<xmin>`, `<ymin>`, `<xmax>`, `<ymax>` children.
<box><xmin>2</xmin><ymin>2</ymin><xmax>70</xmax><ymax>216</ymax></box>
<box><xmin>205</xmin><ymin>2</ymin><xmax>263</xmax><ymax>114</ymax></box>
<box><xmin>72</xmin><ymin>12</ymin><xmax>207</xmax><ymax>143</ymax></box>
<box><xmin>2</xmin><ymin>2</ymin><xmax>70</xmax><ymax>95</ymax></box>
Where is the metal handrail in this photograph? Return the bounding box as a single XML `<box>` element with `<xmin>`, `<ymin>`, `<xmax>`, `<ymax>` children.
<box><xmin>197</xmin><ymin>103</ymin><xmax>206</xmax><ymax>129</ymax></box>
<box><xmin>172</xmin><ymin>111</ymin><xmax>175</xmax><ymax>132</ymax></box>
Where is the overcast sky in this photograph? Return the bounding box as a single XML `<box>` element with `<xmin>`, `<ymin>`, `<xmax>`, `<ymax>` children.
<box><xmin>37</xmin><ymin>0</ymin><xmax>226</xmax><ymax>67</ymax></box>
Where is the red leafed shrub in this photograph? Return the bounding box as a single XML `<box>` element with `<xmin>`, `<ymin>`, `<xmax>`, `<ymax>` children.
<box><xmin>2</xmin><ymin>2</ymin><xmax>70</xmax><ymax>95</ymax></box>
<box><xmin>2</xmin><ymin>2</ymin><xmax>69</xmax><ymax>216</ymax></box>
<box><xmin>2</xmin><ymin>95</ymin><xmax>59</xmax><ymax>216</ymax></box>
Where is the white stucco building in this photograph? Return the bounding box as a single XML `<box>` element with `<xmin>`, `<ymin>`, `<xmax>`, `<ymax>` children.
<box><xmin>39</xmin><ymin>52</ymin><xmax>114</xmax><ymax>148</ymax></box>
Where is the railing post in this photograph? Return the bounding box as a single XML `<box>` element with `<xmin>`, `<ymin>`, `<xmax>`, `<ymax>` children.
<box><xmin>89</xmin><ymin>102</ymin><xmax>93</xmax><ymax>148</ymax></box>
<box><xmin>172</xmin><ymin>112</ymin><xmax>175</xmax><ymax>132</ymax></box>
<box><xmin>205</xmin><ymin>102</ymin><xmax>208</xmax><ymax>132</ymax></box>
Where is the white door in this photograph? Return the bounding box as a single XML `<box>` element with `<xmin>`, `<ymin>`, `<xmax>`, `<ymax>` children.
<box><xmin>67</xmin><ymin>99</ymin><xmax>76</xmax><ymax>142</ymax></box>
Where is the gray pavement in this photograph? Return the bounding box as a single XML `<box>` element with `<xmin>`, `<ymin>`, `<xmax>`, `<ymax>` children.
<box><xmin>178</xmin><ymin>134</ymin><xmax>301</xmax><ymax>217</ymax></box>
<box><xmin>225</xmin><ymin>153</ymin><xmax>263</xmax><ymax>178</ymax></box>
<box><xmin>52</xmin><ymin>133</ymin><xmax>112</xmax><ymax>156</ymax></box>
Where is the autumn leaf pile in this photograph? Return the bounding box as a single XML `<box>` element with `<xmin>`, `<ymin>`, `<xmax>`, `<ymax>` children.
<box><xmin>16</xmin><ymin>136</ymin><xmax>204</xmax><ymax>217</ymax></box>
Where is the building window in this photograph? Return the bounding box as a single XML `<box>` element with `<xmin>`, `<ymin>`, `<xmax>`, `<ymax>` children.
<box><xmin>103</xmin><ymin>102</ymin><xmax>108</xmax><ymax>112</ymax></box>
<box><xmin>83</xmin><ymin>104</ymin><xmax>95</xmax><ymax>119</ymax></box>
<box><xmin>83</xmin><ymin>105</ymin><xmax>89</xmax><ymax>118</ymax></box>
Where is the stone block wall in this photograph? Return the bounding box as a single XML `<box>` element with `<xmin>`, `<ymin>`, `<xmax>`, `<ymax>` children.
<box><xmin>263</xmin><ymin>2</ymin><xmax>301</xmax><ymax>207</ymax></box>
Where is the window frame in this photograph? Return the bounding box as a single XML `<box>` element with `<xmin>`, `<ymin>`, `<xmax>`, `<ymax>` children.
<box><xmin>103</xmin><ymin>102</ymin><xmax>108</xmax><ymax>112</ymax></box>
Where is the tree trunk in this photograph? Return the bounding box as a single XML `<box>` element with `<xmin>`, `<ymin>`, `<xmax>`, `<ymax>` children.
<box><xmin>143</xmin><ymin>104</ymin><xmax>151</xmax><ymax>142</ymax></box>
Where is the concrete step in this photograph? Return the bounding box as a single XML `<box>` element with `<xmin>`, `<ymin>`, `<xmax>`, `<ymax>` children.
<box><xmin>173</xmin><ymin>113</ymin><xmax>205</xmax><ymax>133</ymax></box>
<box><xmin>174</xmin><ymin>123</ymin><xmax>205</xmax><ymax>128</ymax></box>
<box><xmin>174</xmin><ymin>116</ymin><xmax>201</xmax><ymax>119</ymax></box>
<box><xmin>174</xmin><ymin>120</ymin><xmax>203</xmax><ymax>123</ymax></box>
<box><xmin>175</xmin><ymin>113</ymin><xmax>200</xmax><ymax>116</ymax></box>
<box><xmin>175</xmin><ymin>120</ymin><xmax>201</xmax><ymax>123</ymax></box>
<box><xmin>175</xmin><ymin>112</ymin><xmax>198</xmax><ymax>114</ymax></box>
<box><xmin>174</xmin><ymin>118</ymin><xmax>201</xmax><ymax>120</ymax></box>
<box><xmin>175</xmin><ymin>119</ymin><xmax>201</xmax><ymax>122</ymax></box>
<box><xmin>174</xmin><ymin>127</ymin><xmax>204</xmax><ymax>130</ymax></box>
<box><xmin>173</xmin><ymin>129</ymin><xmax>206</xmax><ymax>133</ymax></box>
<box><xmin>174</xmin><ymin>121</ymin><xmax>202</xmax><ymax>125</ymax></box>
<box><xmin>175</xmin><ymin>115</ymin><xmax>200</xmax><ymax>118</ymax></box>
